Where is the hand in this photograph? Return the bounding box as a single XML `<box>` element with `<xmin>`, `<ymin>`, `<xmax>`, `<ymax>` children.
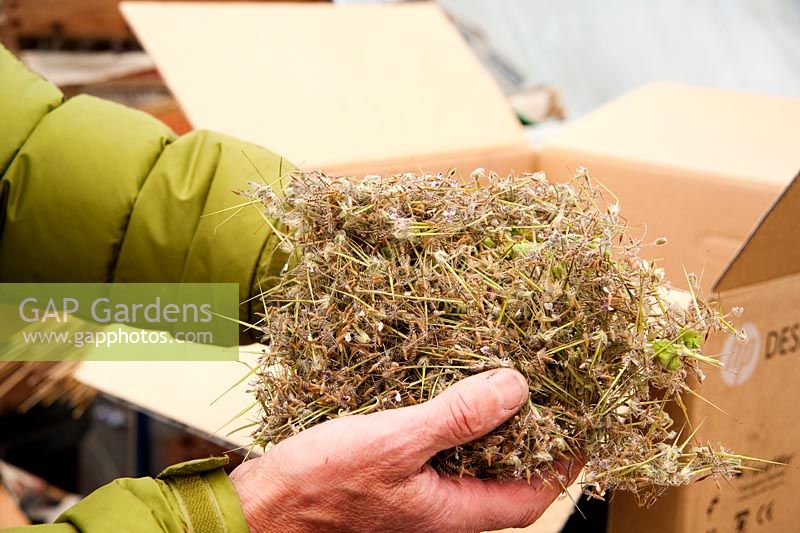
<box><xmin>230</xmin><ymin>368</ymin><xmax>583</xmax><ymax>533</ymax></box>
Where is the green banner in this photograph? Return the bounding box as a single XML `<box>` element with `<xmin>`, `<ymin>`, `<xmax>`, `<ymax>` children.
<box><xmin>0</xmin><ymin>283</ymin><xmax>241</xmax><ymax>361</ymax></box>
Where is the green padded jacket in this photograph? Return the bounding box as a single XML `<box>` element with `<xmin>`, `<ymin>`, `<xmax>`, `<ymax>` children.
<box><xmin>5</xmin><ymin>457</ymin><xmax>251</xmax><ymax>533</ymax></box>
<box><xmin>0</xmin><ymin>44</ymin><xmax>295</xmax><ymax>531</ymax></box>
<box><xmin>0</xmin><ymin>44</ymin><xmax>291</xmax><ymax>324</ymax></box>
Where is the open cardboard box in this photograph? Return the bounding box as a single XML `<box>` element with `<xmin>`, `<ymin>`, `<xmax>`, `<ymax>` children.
<box><xmin>610</xmin><ymin>171</ymin><xmax>800</xmax><ymax>533</ymax></box>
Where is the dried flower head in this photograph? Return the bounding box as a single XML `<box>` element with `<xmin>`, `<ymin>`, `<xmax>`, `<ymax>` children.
<box><xmin>244</xmin><ymin>169</ymin><xmax>743</xmax><ymax>504</ymax></box>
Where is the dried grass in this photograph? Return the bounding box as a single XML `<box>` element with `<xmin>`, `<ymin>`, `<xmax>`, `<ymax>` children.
<box><xmin>245</xmin><ymin>168</ymin><xmax>746</xmax><ymax>503</ymax></box>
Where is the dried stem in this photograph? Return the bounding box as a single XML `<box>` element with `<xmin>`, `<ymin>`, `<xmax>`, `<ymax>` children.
<box><xmin>245</xmin><ymin>168</ymin><xmax>745</xmax><ymax>503</ymax></box>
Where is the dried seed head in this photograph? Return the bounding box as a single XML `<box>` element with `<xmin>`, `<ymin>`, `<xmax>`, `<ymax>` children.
<box><xmin>244</xmin><ymin>169</ymin><xmax>744</xmax><ymax>504</ymax></box>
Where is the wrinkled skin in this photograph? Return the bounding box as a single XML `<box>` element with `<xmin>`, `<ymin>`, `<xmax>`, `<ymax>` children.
<box><xmin>231</xmin><ymin>369</ymin><xmax>583</xmax><ymax>532</ymax></box>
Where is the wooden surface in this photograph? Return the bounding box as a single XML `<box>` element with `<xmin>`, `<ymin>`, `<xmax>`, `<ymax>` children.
<box><xmin>121</xmin><ymin>2</ymin><xmax>530</xmax><ymax>175</ymax></box>
<box><xmin>6</xmin><ymin>0</ymin><xmax>134</xmax><ymax>41</ymax></box>
<box><xmin>1</xmin><ymin>0</ymin><xmax>328</xmax><ymax>49</ymax></box>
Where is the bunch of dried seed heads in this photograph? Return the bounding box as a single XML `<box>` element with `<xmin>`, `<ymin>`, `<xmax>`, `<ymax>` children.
<box><xmin>245</xmin><ymin>168</ymin><xmax>745</xmax><ymax>503</ymax></box>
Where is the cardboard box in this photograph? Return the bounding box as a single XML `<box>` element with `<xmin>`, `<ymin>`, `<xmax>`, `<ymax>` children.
<box><xmin>610</xmin><ymin>172</ymin><xmax>800</xmax><ymax>533</ymax></box>
<box><xmin>120</xmin><ymin>2</ymin><xmax>536</xmax><ymax>177</ymax></box>
<box><xmin>538</xmin><ymin>83</ymin><xmax>800</xmax><ymax>292</ymax></box>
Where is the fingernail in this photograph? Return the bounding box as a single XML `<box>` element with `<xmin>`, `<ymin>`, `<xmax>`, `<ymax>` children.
<box><xmin>488</xmin><ymin>369</ymin><xmax>528</xmax><ymax>410</ymax></box>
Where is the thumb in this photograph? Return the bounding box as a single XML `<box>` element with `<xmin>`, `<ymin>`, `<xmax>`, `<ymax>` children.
<box><xmin>397</xmin><ymin>368</ymin><xmax>529</xmax><ymax>468</ymax></box>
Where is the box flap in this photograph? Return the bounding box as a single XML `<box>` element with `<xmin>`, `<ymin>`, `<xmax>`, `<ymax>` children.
<box><xmin>715</xmin><ymin>171</ymin><xmax>800</xmax><ymax>293</ymax></box>
<box><xmin>541</xmin><ymin>83</ymin><xmax>800</xmax><ymax>188</ymax></box>
<box><xmin>120</xmin><ymin>2</ymin><xmax>527</xmax><ymax>171</ymax></box>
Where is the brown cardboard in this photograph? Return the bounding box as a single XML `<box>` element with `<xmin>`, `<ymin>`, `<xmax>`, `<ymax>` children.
<box><xmin>538</xmin><ymin>83</ymin><xmax>800</xmax><ymax>292</ymax></box>
<box><xmin>609</xmin><ymin>173</ymin><xmax>800</xmax><ymax>533</ymax></box>
<box><xmin>120</xmin><ymin>2</ymin><xmax>536</xmax><ymax>177</ymax></box>
<box><xmin>715</xmin><ymin>177</ymin><xmax>800</xmax><ymax>293</ymax></box>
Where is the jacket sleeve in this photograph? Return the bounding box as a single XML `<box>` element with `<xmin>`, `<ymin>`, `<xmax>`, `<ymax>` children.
<box><xmin>3</xmin><ymin>457</ymin><xmax>249</xmax><ymax>533</ymax></box>
<box><xmin>0</xmin><ymin>44</ymin><xmax>292</xmax><ymax>325</ymax></box>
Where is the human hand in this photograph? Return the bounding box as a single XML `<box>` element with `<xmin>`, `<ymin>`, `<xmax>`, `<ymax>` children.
<box><xmin>230</xmin><ymin>368</ymin><xmax>583</xmax><ymax>533</ymax></box>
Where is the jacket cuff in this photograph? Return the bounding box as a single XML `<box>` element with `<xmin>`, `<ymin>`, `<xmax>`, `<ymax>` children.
<box><xmin>159</xmin><ymin>457</ymin><xmax>250</xmax><ymax>533</ymax></box>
